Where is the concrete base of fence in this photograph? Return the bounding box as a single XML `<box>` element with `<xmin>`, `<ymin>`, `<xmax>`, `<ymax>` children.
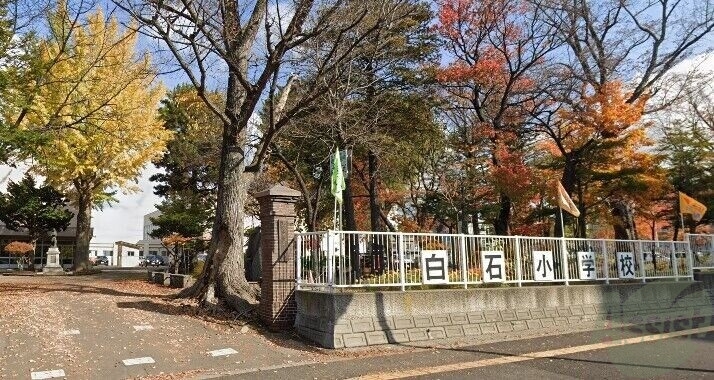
<box><xmin>295</xmin><ymin>282</ymin><xmax>713</xmax><ymax>348</ymax></box>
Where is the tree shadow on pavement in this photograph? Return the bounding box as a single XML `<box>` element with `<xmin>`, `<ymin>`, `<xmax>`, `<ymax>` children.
<box><xmin>115</xmin><ymin>299</ymin><xmax>328</xmax><ymax>354</ymax></box>
<box><xmin>0</xmin><ymin>282</ymin><xmax>173</xmax><ymax>298</ymax></box>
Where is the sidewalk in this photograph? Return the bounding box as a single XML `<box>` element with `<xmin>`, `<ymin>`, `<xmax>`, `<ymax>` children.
<box><xmin>0</xmin><ymin>272</ymin><xmax>401</xmax><ymax>379</ymax></box>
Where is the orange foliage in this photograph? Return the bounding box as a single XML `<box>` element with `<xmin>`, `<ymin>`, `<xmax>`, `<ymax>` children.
<box><xmin>4</xmin><ymin>241</ymin><xmax>34</xmax><ymax>255</ymax></box>
<box><xmin>436</xmin><ymin>0</ymin><xmax>544</xmax><ymax>226</ymax></box>
<box><xmin>490</xmin><ymin>143</ymin><xmax>532</xmax><ymax>199</ymax></box>
<box><xmin>436</xmin><ymin>0</ymin><xmax>538</xmax><ymax>97</ymax></box>
<box><xmin>161</xmin><ymin>233</ymin><xmax>191</xmax><ymax>246</ymax></box>
<box><xmin>558</xmin><ymin>82</ymin><xmax>647</xmax><ymax>152</ymax></box>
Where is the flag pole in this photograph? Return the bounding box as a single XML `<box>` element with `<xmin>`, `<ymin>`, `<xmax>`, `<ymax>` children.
<box><xmin>333</xmin><ymin>198</ymin><xmax>338</xmax><ymax>231</ymax></box>
<box><xmin>559</xmin><ymin>207</ymin><xmax>570</xmax><ymax>285</ymax></box>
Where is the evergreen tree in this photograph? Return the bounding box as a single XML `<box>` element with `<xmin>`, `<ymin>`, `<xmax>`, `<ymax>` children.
<box><xmin>149</xmin><ymin>85</ymin><xmax>222</xmax><ymax>240</ymax></box>
<box><xmin>659</xmin><ymin>122</ymin><xmax>714</xmax><ymax>236</ymax></box>
<box><xmin>0</xmin><ymin>174</ymin><xmax>74</xmax><ymax>266</ymax></box>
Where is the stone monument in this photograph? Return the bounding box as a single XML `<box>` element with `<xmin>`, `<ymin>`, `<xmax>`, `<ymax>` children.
<box><xmin>43</xmin><ymin>229</ymin><xmax>64</xmax><ymax>275</ymax></box>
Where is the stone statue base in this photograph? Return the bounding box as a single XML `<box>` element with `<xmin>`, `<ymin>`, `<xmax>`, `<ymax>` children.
<box><xmin>43</xmin><ymin>247</ymin><xmax>64</xmax><ymax>275</ymax></box>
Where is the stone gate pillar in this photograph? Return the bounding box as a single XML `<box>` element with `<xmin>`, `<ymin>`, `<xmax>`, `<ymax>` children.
<box><xmin>256</xmin><ymin>184</ymin><xmax>301</xmax><ymax>330</ymax></box>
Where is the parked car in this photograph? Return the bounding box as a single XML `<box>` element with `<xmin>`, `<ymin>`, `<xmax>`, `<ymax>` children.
<box><xmin>95</xmin><ymin>255</ymin><xmax>109</xmax><ymax>266</ymax></box>
<box><xmin>143</xmin><ymin>255</ymin><xmax>165</xmax><ymax>267</ymax></box>
<box><xmin>195</xmin><ymin>253</ymin><xmax>208</xmax><ymax>262</ymax></box>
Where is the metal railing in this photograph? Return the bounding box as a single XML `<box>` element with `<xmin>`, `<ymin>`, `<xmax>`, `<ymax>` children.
<box><xmin>688</xmin><ymin>234</ymin><xmax>714</xmax><ymax>269</ymax></box>
<box><xmin>295</xmin><ymin>231</ymin><xmax>696</xmax><ymax>290</ymax></box>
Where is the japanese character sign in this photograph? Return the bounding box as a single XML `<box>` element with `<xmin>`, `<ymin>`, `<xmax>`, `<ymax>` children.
<box><xmin>577</xmin><ymin>252</ymin><xmax>597</xmax><ymax>280</ymax></box>
<box><xmin>421</xmin><ymin>250</ymin><xmax>449</xmax><ymax>284</ymax></box>
<box><xmin>532</xmin><ymin>251</ymin><xmax>554</xmax><ymax>281</ymax></box>
<box><xmin>481</xmin><ymin>251</ymin><xmax>505</xmax><ymax>283</ymax></box>
<box><xmin>617</xmin><ymin>252</ymin><xmax>636</xmax><ymax>279</ymax></box>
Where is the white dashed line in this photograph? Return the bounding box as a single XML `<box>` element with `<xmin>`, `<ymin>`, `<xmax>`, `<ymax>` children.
<box><xmin>133</xmin><ymin>325</ymin><xmax>154</xmax><ymax>331</ymax></box>
<box><xmin>30</xmin><ymin>369</ymin><xmax>65</xmax><ymax>379</ymax></box>
<box><xmin>122</xmin><ymin>357</ymin><xmax>155</xmax><ymax>366</ymax></box>
<box><xmin>208</xmin><ymin>348</ymin><xmax>239</xmax><ymax>357</ymax></box>
<box><xmin>60</xmin><ymin>329</ymin><xmax>80</xmax><ymax>335</ymax></box>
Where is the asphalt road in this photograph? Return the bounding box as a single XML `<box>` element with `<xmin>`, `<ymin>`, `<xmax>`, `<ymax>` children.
<box><xmin>220</xmin><ymin>321</ymin><xmax>714</xmax><ymax>380</ymax></box>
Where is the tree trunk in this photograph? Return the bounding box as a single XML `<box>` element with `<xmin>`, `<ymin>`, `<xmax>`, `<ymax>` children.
<box><xmin>171</xmin><ymin>244</ymin><xmax>179</xmax><ymax>274</ymax></box>
<box><xmin>180</xmin><ymin>72</ymin><xmax>258</xmax><ymax>312</ymax></box>
<box><xmin>689</xmin><ymin>220</ymin><xmax>697</xmax><ymax>234</ymax></box>
<box><xmin>184</xmin><ymin>151</ymin><xmax>257</xmax><ymax>310</ymax></box>
<box><xmin>368</xmin><ymin>149</ymin><xmax>382</xmax><ymax>232</ymax></box>
<box><xmin>577</xmin><ymin>209</ymin><xmax>587</xmax><ymax>238</ymax></box>
<box><xmin>673</xmin><ymin>219</ymin><xmax>680</xmax><ymax>241</ymax></box>
<box><xmin>343</xmin><ymin>170</ymin><xmax>357</xmax><ymax>231</ymax></box>
<box><xmin>556</xmin><ymin>157</ymin><xmax>578</xmax><ymax>237</ymax></box>
<box><xmin>611</xmin><ymin>200</ymin><xmax>636</xmax><ymax>240</ymax></box>
<box><xmin>492</xmin><ymin>146</ymin><xmax>512</xmax><ymax>235</ymax></box>
<box><xmin>342</xmin><ymin>164</ymin><xmax>361</xmax><ymax>280</ymax></box>
<box><xmin>73</xmin><ymin>191</ymin><xmax>92</xmax><ymax>272</ymax></box>
<box><xmin>576</xmin><ymin>179</ymin><xmax>587</xmax><ymax>238</ymax></box>
<box><xmin>30</xmin><ymin>238</ymin><xmax>37</xmax><ymax>272</ymax></box>
<box><xmin>555</xmin><ymin>209</ymin><xmax>564</xmax><ymax>238</ymax></box>
<box><xmin>494</xmin><ymin>193</ymin><xmax>511</xmax><ymax>235</ymax></box>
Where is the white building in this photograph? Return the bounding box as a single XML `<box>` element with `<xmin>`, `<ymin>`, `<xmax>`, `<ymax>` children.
<box><xmin>137</xmin><ymin>210</ymin><xmax>168</xmax><ymax>260</ymax></box>
<box><xmin>143</xmin><ymin>210</ymin><xmax>161</xmax><ymax>240</ymax></box>
<box><xmin>88</xmin><ymin>242</ymin><xmax>117</xmax><ymax>266</ymax></box>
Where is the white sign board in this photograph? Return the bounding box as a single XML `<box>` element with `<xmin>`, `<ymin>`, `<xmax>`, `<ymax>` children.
<box><xmin>421</xmin><ymin>250</ymin><xmax>449</xmax><ymax>284</ymax></box>
<box><xmin>617</xmin><ymin>252</ymin><xmax>636</xmax><ymax>279</ymax></box>
<box><xmin>532</xmin><ymin>250</ymin><xmax>555</xmax><ymax>281</ymax></box>
<box><xmin>577</xmin><ymin>252</ymin><xmax>597</xmax><ymax>280</ymax></box>
<box><xmin>481</xmin><ymin>251</ymin><xmax>505</xmax><ymax>283</ymax></box>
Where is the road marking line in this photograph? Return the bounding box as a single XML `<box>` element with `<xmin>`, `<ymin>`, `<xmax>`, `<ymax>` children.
<box><xmin>60</xmin><ymin>329</ymin><xmax>80</xmax><ymax>335</ymax></box>
<box><xmin>30</xmin><ymin>369</ymin><xmax>65</xmax><ymax>379</ymax></box>
<box><xmin>353</xmin><ymin>325</ymin><xmax>714</xmax><ymax>380</ymax></box>
<box><xmin>122</xmin><ymin>357</ymin><xmax>155</xmax><ymax>366</ymax></box>
<box><xmin>133</xmin><ymin>325</ymin><xmax>154</xmax><ymax>331</ymax></box>
<box><xmin>208</xmin><ymin>348</ymin><xmax>239</xmax><ymax>357</ymax></box>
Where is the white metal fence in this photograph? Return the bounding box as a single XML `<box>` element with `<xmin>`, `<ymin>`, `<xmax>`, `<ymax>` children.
<box><xmin>689</xmin><ymin>234</ymin><xmax>714</xmax><ymax>269</ymax></box>
<box><xmin>295</xmin><ymin>231</ymin><xmax>699</xmax><ymax>290</ymax></box>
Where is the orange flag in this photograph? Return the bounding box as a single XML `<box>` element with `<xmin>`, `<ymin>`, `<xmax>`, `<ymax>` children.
<box><xmin>679</xmin><ymin>192</ymin><xmax>707</xmax><ymax>222</ymax></box>
<box><xmin>557</xmin><ymin>181</ymin><xmax>581</xmax><ymax>217</ymax></box>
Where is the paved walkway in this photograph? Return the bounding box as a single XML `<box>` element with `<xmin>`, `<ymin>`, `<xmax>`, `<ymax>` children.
<box><xmin>0</xmin><ymin>271</ymin><xmax>400</xmax><ymax>379</ymax></box>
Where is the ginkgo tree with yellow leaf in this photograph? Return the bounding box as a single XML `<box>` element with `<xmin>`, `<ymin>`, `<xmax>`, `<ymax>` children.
<box><xmin>14</xmin><ymin>5</ymin><xmax>170</xmax><ymax>271</ymax></box>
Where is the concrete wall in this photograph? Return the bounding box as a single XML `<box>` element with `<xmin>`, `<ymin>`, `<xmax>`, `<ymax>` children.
<box><xmin>295</xmin><ymin>282</ymin><xmax>713</xmax><ymax>348</ymax></box>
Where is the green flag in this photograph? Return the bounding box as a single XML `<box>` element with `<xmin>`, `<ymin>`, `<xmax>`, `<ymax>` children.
<box><xmin>331</xmin><ymin>150</ymin><xmax>346</xmax><ymax>204</ymax></box>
